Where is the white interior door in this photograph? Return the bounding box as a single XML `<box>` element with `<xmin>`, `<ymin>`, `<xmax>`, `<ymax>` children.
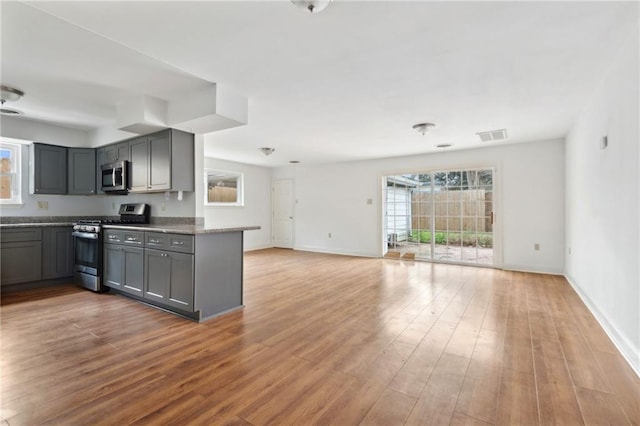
<box><xmin>272</xmin><ymin>179</ymin><xmax>294</xmax><ymax>248</ymax></box>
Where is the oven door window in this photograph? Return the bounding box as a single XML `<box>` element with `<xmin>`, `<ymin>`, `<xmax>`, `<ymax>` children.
<box><xmin>74</xmin><ymin>236</ymin><xmax>99</xmax><ymax>274</ymax></box>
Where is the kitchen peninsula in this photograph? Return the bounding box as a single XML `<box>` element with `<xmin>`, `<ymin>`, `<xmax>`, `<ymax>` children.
<box><xmin>102</xmin><ymin>223</ymin><xmax>260</xmax><ymax>322</ymax></box>
<box><xmin>0</xmin><ymin>220</ymin><xmax>260</xmax><ymax>322</ymax></box>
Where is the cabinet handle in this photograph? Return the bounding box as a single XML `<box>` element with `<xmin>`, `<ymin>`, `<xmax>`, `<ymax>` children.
<box><xmin>161</xmin><ymin>253</ymin><xmax>168</xmax><ymax>257</ymax></box>
<box><xmin>172</xmin><ymin>241</ymin><xmax>184</xmax><ymax>246</ymax></box>
<box><xmin>149</xmin><ymin>239</ymin><xmax>160</xmax><ymax>244</ymax></box>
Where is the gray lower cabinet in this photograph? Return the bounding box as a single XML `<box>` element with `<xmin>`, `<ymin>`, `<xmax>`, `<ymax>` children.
<box><xmin>68</xmin><ymin>148</ymin><xmax>96</xmax><ymax>195</ymax></box>
<box><xmin>1</xmin><ymin>226</ymin><xmax>75</xmax><ymax>287</ymax></box>
<box><xmin>103</xmin><ymin>227</ymin><xmax>243</xmax><ymax>321</ymax></box>
<box><xmin>0</xmin><ymin>229</ymin><xmax>43</xmax><ymax>285</ymax></box>
<box><xmin>103</xmin><ymin>230</ymin><xmax>144</xmax><ymax>295</ymax></box>
<box><xmin>144</xmin><ymin>249</ymin><xmax>194</xmax><ymax>311</ymax></box>
<box><xmin>42</xmin><ymin>227</ymin><xmax>74</xmax><ymax>279</ymax></box>
<box><xmin>31</xmin><ymin>143</ymin><xmax>67</xmax><ymax>194</ymax></box>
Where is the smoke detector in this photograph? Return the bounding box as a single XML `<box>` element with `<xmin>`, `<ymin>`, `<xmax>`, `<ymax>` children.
<box><xmin>476</xmin><ymin>128</ymin><xmax>508</xmax><ymax>142</ymax></box>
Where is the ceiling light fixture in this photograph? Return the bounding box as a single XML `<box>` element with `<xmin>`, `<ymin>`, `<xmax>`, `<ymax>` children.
<box><xmin>0</xmin><ymin>85</ymin><xmax>25</xmax><ymax>116</ymax></box>
<box><xmin>1</xmin><ymin>85</ymin><xmax>24</xmax><ymax>103</ymax></box>
<box><xmin>259</xmin><ymin>147</ymin><xmax>275</xmax><ymax>156</ymax></box>
<box><xmin>290</xmin><ymin>0</ymin><xmax>332</xmax><ymax>14</ymax></box>
<box><xmin>413</xmin><ymin>122</ymin><xmax>435</xmax><ymax>135</ymax></box>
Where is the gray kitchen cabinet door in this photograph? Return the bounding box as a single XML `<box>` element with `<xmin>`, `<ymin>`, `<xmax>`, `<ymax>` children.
<box><xmin>0</xmin><ymin>241</ymin><xmax>42</xmax><ymax>285</ymax></box>
<box><xmin>68</xmin><ymin>148</ymin><xmax>96</xmax><ymax>195</ymax></box>
<box><xmin>167</xmin><ymin>252</ymin><xmax>194</xmax><ymax>311</ymax></box>
<box><xmin>104</xmin><ymin>141</ymin><xmax>130</xmax><ymax>163</ymax></box>
<box><xmin>32</xmin><ymin>143</ymin><xmax>67</xmax><ymax>194</ymax></box>
<box><xmin>103</xmin><ymin>244</ymin><xmax>125</xmax><ymax>290</ymax></box>
<box><xmin>148</xmin><ymin>132</ymin><xmax>171</xmax><ymax>191</ymax></box>
<box><xmin>144</xmin><ymin>249</ymin><xmax>169</xmax><ymax>303</ymax></box>
<box><xmin>96</xmin><ymin>147</ymin><xmax>106</xmax><ymax>194</ymax></box>
<box><xmin>129</xmin><ymin>137</ymin><xmax>149</xmax><ymax>192</ymax></box>
<box><xmin>122</xmin><ymin>247</ymin><xmax>144</xmax><ymax>296</ymax></box>
<box><xmin>42</xmin><ymin>227</ymin><xmax>74</xmax><ymax>279</ymax></box>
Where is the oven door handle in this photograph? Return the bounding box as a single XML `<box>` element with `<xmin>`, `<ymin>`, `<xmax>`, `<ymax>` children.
<box><xmin>72</xmin><ymin>231</ymin><xmax>99</xmax><ymax>240</ymax></box>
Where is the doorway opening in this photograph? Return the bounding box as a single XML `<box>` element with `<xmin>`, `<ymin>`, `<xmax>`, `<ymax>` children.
<box><xmin>384</xmin><ymin>168</ymin><xmax>495</xmax><ymax>266</ymax></box>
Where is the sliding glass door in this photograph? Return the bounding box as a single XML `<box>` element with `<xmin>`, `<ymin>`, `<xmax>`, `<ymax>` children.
<box><xmin>384</xmin><ymin>168</ymin><xmax>494</xmax><ymax>266</ymax></box>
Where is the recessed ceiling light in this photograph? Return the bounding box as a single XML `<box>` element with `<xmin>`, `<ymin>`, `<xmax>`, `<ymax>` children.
<box><xmin>413</xmin><ymin>122</ymin><xmax>436</xmax><ymax>135</ymax></box>
<box><xmin>436</xmin><ymin>144</ymin><xmax>452</xmax><ymax>148</ymax></box>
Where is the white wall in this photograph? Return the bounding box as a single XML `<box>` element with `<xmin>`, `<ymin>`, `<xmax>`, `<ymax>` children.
<box><xmin>202</xmin><ymin>157</ymin><xmax>271</xmax><ymax>251</ymax></box>
<box><xmin>1</xmin><ymin>116</ymin><xmax>88</xmax><ymax>147</ymax></box>
<box><xmin>272</xmin><ymin>138</ymin><xmax>565</xmax><ymax>273</ymax></box>
<box><xmin>565</xmin><ymin>25</ymin><xmax>639</xmax><ymax>374</ymax></box>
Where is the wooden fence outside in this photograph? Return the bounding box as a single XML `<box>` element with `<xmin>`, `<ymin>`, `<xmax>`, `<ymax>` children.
<box><xmin>411</xmin><ymin>190</ymin><xmax>493</xmax><ymax>232</ymax></box>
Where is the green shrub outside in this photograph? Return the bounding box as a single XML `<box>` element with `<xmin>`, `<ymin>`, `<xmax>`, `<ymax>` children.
<box><xmin>409</xmin><ymin>230</ymin><xmax>493</xmax><ymax>248</ymax></box>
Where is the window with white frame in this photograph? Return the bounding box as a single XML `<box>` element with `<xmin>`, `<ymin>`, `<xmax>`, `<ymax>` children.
<box><xmin>0</xmin><ymin>140</ymin><xmax>23</xmax><ymax>205</ymax></box>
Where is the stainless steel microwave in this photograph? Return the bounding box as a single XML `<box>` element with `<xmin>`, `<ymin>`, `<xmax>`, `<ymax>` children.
<box><xmin>101</xmin><ymin>160</ymin><xmax>128</xmax><ymax>194</ymax></box>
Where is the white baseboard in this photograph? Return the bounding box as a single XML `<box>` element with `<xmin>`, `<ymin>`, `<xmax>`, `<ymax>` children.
<box><xmin>244</xmin><ymin>244</ymin><xmax>274</xmax><ymax>252</ymax></box>
<box><xmin>564</xmin><ymin>274</ymin><xmax>640</xmax><ymax>378</ymax></box>
<box><xmin>502</xmin><ymin>264</ymin><xmax>564</xmax><ymax>275</ymax></box>
<box><xmin>294</xmin><ymin>245</ymin><xmax>378</xmax><ymax>258</ymax></box>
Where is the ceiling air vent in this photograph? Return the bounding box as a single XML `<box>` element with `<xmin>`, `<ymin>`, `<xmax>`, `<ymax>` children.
<box><xmin>476</xmin><ymin>128</ymin><xmax>507</xmax><ymax>142</ymax></box>
<box><xmin>0</xmin><ymin>107</ymin><xmax>23</xmax><ymax>116</ymax></box>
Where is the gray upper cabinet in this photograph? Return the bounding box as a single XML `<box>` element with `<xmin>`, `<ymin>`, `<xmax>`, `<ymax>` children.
<box><xmin>105</xmin><ymin>141</ymin><xmax>130</xmax><ymax>163</ymax></box>
<box><xmin>42</xmin><ymin>227</ymin><xmax>74</xmax><ymax>279</ymax></box>
<box><xmin>96</xmin><ymin>147</ymin><xmax>106</xmax><ymax>194</ymax></box>
<box><xmin>31</xmin><ymin>143</ymin><xmax>67</xmax><ymax>194</ymax></box>
<box><xmin>149</xmin><ymin>132</ymin><xmax>171</xmax><ymax>190</ymax></box>
<box><xmin>129</xmin><ymin>137</ymin><xmax>149</xmax><ymax>192</ymax></box>
<box><xmin>68</xmin><ymin>148</ymin><xmax>96</xmax><ymax>195</ymax></box>
<box><xmin>128</xmin><ymin>129</ymin><xmax>194</xmax><ymax>193</ymax></box>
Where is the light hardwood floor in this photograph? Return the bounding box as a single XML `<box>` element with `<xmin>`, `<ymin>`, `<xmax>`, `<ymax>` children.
<box><xmin>1</xmin><ymin>248</ymin><xmax>638</xmax><ymax>425</ymax></box>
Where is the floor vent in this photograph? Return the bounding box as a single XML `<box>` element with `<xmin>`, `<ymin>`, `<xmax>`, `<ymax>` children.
<box><xmin>477</xmin><ymin>128</ymin><xmax>507</xmax><ymax>142</ymax></box>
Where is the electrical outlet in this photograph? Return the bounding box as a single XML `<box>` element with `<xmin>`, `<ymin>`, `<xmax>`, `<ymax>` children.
<box><xmin>534</xmin><ymin>243</ymin><xmax>540</xmax><ymax>251</ymax></box>
<box><xmin>366</xmin><ymin>198</ymin><xmax>373</xmax><ymax>205</ymax></box>
<box><xmin>37</xmin><ymin>201</ymin><xmax>48</xmax><ymax>210</ymax></box>
<box><xmin>568</xmin><ymin>247</ymin><xmax>572</xmax><ymax>255</ymax></box>
<box><xmin>161</xmin><ymin>202</ymin><xmax>166</xmax><ymax>211</ymax></box>
<box><xmin>111</xmin><ymin>202</ymin><xmax>115</xmax><ymax>210</ymax></box>
<box><xmin>328</xmin><ymin>232</ymin><xmax>332</xmax><ymax>238</ymax></box>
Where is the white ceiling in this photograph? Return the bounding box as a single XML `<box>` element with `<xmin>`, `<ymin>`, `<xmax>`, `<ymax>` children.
<box><xmin>2</xmin><ymin>1</ymin><xmax>638</xmax><ymax>166</ymax></box>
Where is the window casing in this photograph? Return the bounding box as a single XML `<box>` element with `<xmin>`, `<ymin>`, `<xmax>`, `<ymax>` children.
<box><xmin>0</xmin><ymin>141</ymin><xmax>22</xmax><ymax>205</ymax></box>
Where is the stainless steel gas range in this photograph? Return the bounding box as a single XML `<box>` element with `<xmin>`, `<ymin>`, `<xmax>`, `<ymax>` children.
<box><xmin>73</xmin><ymin>203</ymin><xmax>149</xmax><ymax>291</ymax></box>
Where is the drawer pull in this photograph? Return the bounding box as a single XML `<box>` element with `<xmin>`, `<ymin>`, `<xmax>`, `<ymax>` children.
<box><xmin>126</xmin><ymin>237</ymin><xmax>138</xmax><ymax>242</ymax></box>
<box><xmin>149</xmin><ymin>239</ymin><xmax>161</xmax><ymax>244</ymax></box>
<box><xmin>172</xmin><ymin>241</ymin><xmax>185</xmax><ymax>246</ymax></box>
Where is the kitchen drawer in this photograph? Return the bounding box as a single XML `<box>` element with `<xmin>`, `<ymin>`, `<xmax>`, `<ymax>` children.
<box><xmin>145</xmin><ymin>232</ymin><xmax>194</xmax><ymax>254</ymax></box>
<box><xmin>104</xmin><ymin>229</ymin><xmax>144</xmax><ymax>246</ymax></box>
<box><xmin>0</xmin><ymin>228</ymin><xmax>42</xmax><ymax>243</ymax></box>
